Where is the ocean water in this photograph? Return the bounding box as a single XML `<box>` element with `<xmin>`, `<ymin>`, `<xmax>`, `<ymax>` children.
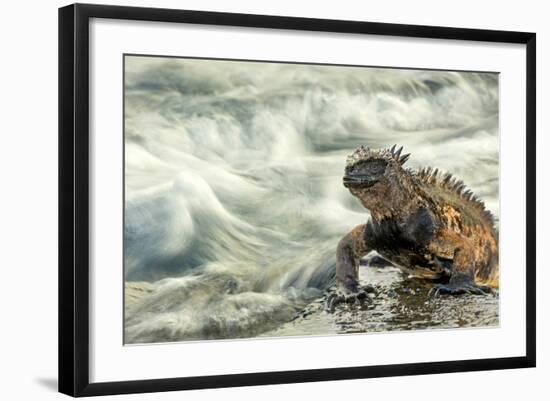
<box><xmin>123</xmin><ymin>56</ymin><xmax>499</xmax><ymax>344</ymax></box>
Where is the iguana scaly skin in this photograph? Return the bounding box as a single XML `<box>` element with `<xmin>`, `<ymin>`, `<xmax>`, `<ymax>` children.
<box><xmin>331</xmin><ymin>145</ymin><xmax>499</xmax><ymax>307</ymax></box>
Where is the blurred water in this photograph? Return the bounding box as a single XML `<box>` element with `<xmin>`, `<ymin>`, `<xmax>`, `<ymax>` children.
<box><xmin>123</xmin><ymin>56</ymin><xmax>499</xmax><ymax>344</ymax></box>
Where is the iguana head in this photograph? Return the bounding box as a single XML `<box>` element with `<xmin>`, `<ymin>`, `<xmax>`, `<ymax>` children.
<box><xmin>343</xmin><ymin>145</ymin><xmax>413</xmax><ymax>217</ymax></box>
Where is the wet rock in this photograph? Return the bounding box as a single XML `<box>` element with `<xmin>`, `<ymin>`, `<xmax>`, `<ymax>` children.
<box><xmin>362</xmin><ymin>254</ymin><xmax>394</xmax><ymax>268</ymax></box>
<box><xmin>260</xmin><ymin>264</ymin><xmax>499</xmax><ymax>338</ymax></box>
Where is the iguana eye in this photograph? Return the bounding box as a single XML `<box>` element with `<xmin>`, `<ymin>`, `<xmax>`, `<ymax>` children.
<box><xmin>353</xmin><ymin>159</ymin><xmax>387</xmax><ymax>177</ymax></box>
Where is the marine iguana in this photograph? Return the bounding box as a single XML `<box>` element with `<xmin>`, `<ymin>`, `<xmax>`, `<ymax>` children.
<box><xmin>327</xmin><ymin>145</ymin><xmax>499</xmax><ymax>310</ymax></box>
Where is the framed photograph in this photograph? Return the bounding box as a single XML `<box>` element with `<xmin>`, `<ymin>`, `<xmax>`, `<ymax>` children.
<box><xmin>58</xmin><ymin>3</ymin><xmax>536</xmax><ymax>397</ymax></box>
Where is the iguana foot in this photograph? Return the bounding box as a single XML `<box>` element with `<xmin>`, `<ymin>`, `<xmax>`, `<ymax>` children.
<box><xmin>324</xmin><ymin>284</ymin><xmax>375</xmax><ymax>313</ymax></box>
<box><xmin>428</xmin><ymin>282</ymin><xmax>493</xmax><ymax>297</ymax></box>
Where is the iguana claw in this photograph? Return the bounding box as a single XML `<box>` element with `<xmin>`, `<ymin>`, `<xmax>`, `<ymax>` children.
<box><xmin>428</xmin><ymin>283</ymin><xmax>493</xmax><ymax>297</ymax></box>
<box><xmin>324</xmin><ymin>285</ymin><xmax>375</xmax><ymax>313</ymax></box>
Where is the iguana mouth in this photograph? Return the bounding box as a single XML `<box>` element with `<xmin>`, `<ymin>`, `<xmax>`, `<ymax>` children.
<box><xmin>343</xmin><ymin>175</ymin><xmax>380</xmax><ymax>188</ymax></box>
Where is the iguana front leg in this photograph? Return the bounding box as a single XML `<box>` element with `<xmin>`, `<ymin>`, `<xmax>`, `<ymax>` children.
<box><xmin>326</xmin><ymin>224</ymin><xmax>373</xmax><ymax>311</ymax></box>
<box><xmin>428</xmin><ymin>230</ymin><xmax>493</xmax><ymax>296</ymax></box>
<box><xmin>336</xmin><ymin>224</ymin><xmax>370</xmax><ymax>292</ymax></box>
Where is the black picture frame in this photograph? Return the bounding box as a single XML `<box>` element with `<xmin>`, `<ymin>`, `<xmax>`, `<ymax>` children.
<box><xmin>59</xmin><ymin>3</ymin><xmax>536</xmax><ymax>397</ymax></box>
